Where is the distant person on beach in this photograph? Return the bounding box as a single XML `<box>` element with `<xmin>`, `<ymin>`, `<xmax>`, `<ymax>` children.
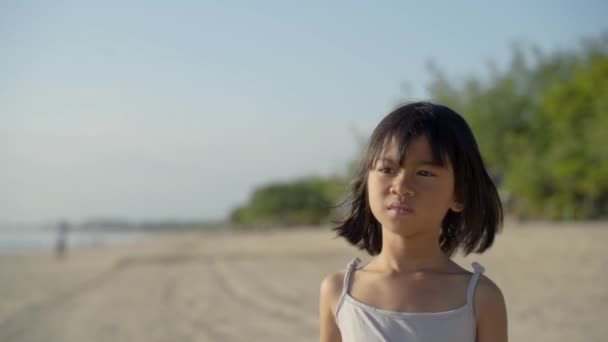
<box><xmin>320</xmin><ymin>103</ymin><xmax>507</xmax><ymax>342</ymax></box>
<box><xmin>55</xmin><ymin>220</ymin><xmax>69</xmax><ymax>259</ymax></box>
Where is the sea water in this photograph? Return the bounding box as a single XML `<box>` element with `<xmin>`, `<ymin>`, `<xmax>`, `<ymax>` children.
<box><xmin>0</xmin><ymin>224</ymin><xmax>147</xmax><ymax>254</ymax></box>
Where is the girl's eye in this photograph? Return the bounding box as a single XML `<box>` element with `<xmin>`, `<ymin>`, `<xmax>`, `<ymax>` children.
<box><xmin>379</xmin><ymin>167</ymin><xmax>395</xmax><ymax>174</ymax></box>
<box><xmin>417</xmin><ymin>170</ymin><xmax>434</xmax><ymax>177</ymax></box>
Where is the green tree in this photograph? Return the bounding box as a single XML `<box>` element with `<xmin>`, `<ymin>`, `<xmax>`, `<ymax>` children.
<box><xmin>230</xmin><ymin>176</ymin><xmax>347</xmax><ymax>226</ymax></box>
<box><xmin>427</xmin><ymin>33</ymin><xmax>608</xmax><ymax>219</ymax></box>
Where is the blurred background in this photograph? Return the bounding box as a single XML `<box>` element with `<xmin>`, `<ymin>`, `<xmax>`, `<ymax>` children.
<box><xmin>1</xmin><ymin>1</ymin><xmax>607</xmax><ymax>341</ymax></box>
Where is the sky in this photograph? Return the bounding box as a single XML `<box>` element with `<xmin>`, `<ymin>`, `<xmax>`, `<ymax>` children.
<box><xmin>2</xmin><ymin>0</ymin><xmax>607</xmax><ymax>224</ymax></box>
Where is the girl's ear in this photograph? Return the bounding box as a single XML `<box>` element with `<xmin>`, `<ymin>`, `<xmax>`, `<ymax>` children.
<box><xmin>450</xmin><ymin>200</ymin><xmax>464</xmax><ymax>213</ymax></box>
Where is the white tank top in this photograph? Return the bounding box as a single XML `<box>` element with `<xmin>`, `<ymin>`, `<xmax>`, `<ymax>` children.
<box><xmin>335</xmin><ymin>258</ymin><xmax>484</xmax><ymax>342</ymax></box>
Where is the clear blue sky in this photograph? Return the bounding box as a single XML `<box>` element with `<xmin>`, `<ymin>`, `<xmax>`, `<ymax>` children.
<box><xmin>2</xmin><ymin>0</ymin><xmax>606</xmax><ymax>223</ymax></box>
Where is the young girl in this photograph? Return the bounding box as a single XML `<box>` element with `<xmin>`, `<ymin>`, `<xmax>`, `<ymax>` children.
<box><xmin>320</xmin><ymin>102</ymin><xmax>507</xmax><ymax>342</ymax></box>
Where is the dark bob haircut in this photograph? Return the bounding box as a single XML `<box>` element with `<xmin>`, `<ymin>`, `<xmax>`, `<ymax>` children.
<box><xmin>334</xmin><ymin>102</ymin><xmax>502</xmax><ymax>256</ymax></box>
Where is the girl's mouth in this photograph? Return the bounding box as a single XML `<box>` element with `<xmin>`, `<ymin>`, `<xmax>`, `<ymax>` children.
<box><xmin>387</xmin><ymin>203</ymin><xmax>414</xmax><ymax>215</ymax></box>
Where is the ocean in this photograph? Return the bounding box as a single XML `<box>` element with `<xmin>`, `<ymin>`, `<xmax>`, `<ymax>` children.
<box><xmin>0</xmin><ymin>225</ymin><xmax>147</xmax><ymax>254</ymax></box>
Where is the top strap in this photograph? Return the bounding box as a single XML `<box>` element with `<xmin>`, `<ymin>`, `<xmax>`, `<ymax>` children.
<box><xmin>335</xmin><ymin>257</ymin><xmax>361</xmax><ymax>320</ymax></box>
<box><xmin>466</xmin><ymin>262</ymin><xmax>485</xmax><ymax>306</ymax></box>
<box><xmin>341</xmin><ymin>257</ymin><xmax>362</xmax><ymax>296</ymax></box>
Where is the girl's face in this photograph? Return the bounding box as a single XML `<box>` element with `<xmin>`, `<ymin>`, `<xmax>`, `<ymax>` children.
<box><xmin>367</xmin><ymin>134</ymin><xmax>464</xmax><ymax>236</ymax></box>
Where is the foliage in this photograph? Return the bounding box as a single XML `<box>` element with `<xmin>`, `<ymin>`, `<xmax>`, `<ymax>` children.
<box><xmin>428</xmin><ymin>33</ymin><xmax>608</xmax><ymax>219</ymax></box>
<box><xmin>229</xmin><ymin>176</ymin><xmax>346</xmax><ymax>226</ymax></box>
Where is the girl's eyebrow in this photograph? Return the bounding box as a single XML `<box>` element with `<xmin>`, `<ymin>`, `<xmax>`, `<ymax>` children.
<box><xmin>417</xmin><ymin>160</ymin><xmax>445</xmax><ymax>168</ymax></box>
<box><xmin>376</xmin><ymin>157</ymin><xmax>398</xmax><ymax>165</ymax></box>
<box><xmin>378</xmin><ymin>157</ymin><xmax>393</xmax><ymax>162</ymax></box>
<box><xmin>378</xmin><ymin>157</ymin><xmax>444</xmax><ymax>168</ymax></box>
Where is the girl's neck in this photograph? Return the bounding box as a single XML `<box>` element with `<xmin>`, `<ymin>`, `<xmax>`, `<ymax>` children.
<box><xmin>374</xmin><ymin>229</ymin><xmax>451</xmax><ymax>274</ymax></box>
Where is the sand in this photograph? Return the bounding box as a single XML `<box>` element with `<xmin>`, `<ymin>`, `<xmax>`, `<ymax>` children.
<box><xmin>0</xmin><ymin>222</ymin><xmax>606</xmax><ymax>342</ymax></box>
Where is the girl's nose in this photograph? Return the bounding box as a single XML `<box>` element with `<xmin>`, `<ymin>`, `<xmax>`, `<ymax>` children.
<box><xmin>390</xmin><ymin>172</ymin><xmax>415</xmax><ymax>197</ymax></box>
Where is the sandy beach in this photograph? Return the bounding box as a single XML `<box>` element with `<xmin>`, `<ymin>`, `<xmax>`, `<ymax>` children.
<box><xmin>0</xmin><ymin>222</ymin><xmax>606</xmax><ymax>342</ymax></box>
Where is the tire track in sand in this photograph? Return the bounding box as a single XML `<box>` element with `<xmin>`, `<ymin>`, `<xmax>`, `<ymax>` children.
<box><xmin>208</xmin><ymin>258</ymin><xmax>318</xmax><ymax>340</ymax></box>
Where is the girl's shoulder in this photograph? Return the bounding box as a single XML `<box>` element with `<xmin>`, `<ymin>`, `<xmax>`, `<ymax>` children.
<box><xmin>320</xmin><ymin>270</ymin><xmax>348</xmax><ymax>317</ymax></box>
<box><xmin>472</xmin><ymin>273</ymin><xmax>508</xmax><ymax>341</ymax></box>
<box><xmin>320</xmin><ymin>270</ymin><xmax>346</xmax><ymax>302</ymax></box>
<box><xmin>473</xmin><ymin>272</ymin><xmax>505</xmax><ymax>310</ymax></box>
<box><xmin>461</xmin><ymin>262</ymin><xmax>504</xmax><ymax>310</ymax></box>
<box><xmin>320</xmin><ymin>257</ymin><xmax>362</xmax><ymax>300</ymax></box>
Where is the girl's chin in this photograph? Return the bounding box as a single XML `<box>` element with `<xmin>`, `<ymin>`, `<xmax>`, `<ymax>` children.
<box><xmin>379</xmin><ymin>215</ymin><xmax>422</xmax><ymax>229</ymax></box>
<box><xmin>384</xmin><ymin>211</ymin><xmax>415</xmax><ymax>220</ymax></box>
<box><xmin>379</xmin><ymin>219</ymin><xmax>411</xmax><ymax>230</ymax></box>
